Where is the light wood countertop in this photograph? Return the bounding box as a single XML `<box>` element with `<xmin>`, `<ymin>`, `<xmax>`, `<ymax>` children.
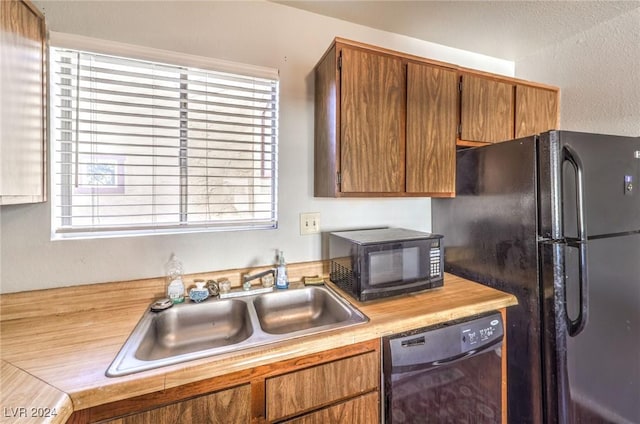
<box><xmin>0</xmin><ymin>267</ymin><xmax>516</xmax><ymax>423</ymax></box>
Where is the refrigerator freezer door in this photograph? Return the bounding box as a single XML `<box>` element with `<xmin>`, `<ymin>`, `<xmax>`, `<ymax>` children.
<box><xmin>539</xmin><ymin>131</ymin><xmax>640</xmax><ymax>239</ymax></box>
<box><xmin>432</xmin><ymin>137</ymin><xmax>543</xmax><ymax>424</ymax></box>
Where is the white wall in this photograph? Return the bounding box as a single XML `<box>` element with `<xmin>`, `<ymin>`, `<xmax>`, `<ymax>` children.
<box><xmin>515</xmin><ymin>8</ymin><xmax>640</xmax><ymax>136</ymax></box>
<box><xmin>0</xmin><ymin>1</ymin><xmax>513</xmax><ymax>293</ymax></box>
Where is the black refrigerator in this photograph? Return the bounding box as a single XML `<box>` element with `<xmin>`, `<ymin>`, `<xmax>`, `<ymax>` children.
<box><xmin>432</xmin><ymin>131</ymin><xmax>640</xmax><ymax>424</ymax></box>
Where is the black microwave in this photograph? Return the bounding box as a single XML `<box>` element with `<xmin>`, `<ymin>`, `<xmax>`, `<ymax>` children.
<box><xmin>329</xmin><ymin>228</ymin><xmax>444</xmax><ymax>302</ymax></box>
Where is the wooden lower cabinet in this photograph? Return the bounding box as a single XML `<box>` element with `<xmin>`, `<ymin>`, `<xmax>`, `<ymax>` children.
<box><xmin>282</xmin><ymin>392</ymin><xmax>378</xmax><ymax>424</ymax></box>
<box><xmin>75</xmin><ymin>339</ymin><xmax>380</xmax><ymax>424</ymax></box>
<box><xmin>266</xmin><ymin>350</ymin><xmax>379</xmax><ymax>422</ymax></box>
<box><xmin>102</xmin><ymin>385</ymin><xmax>251</xmax><ymax>424</ymax></box>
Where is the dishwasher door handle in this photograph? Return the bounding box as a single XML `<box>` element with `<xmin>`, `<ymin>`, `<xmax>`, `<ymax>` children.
<box><xmin>400</xmin><ymin>336</ymin><xmax>426</xmax><ymax>347</ymax></box>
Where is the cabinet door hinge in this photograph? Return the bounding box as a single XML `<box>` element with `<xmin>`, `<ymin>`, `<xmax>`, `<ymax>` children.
<box><xmin>458</xmin><ymin>80</ymin><xmax>463</xmax><ymax>92</ymax></box>
<box><xmin>457</xmin><ymin>123</ymin><xmax>462</xmax><ymax>137</ymax></box>
<box><xmin>337</xmin><ymin>172</ymin><xmax>342</xmax><ymax>186</ymax></box>
<box><xmin>337</xmin><ymin>54</ymin><xmax>342</xmax><ymax>71</ymax></box>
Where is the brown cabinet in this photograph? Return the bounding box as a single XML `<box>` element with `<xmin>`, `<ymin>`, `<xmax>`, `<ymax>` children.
<box><xmin>459</xmin><ymin>75</ymin><xmax>560</xmax><ymax>146</ymax></box>
<box><xmin>315</xmin><ymin>40</ymin><xmax>457</xmax><ymax>197</ymax></box>
<box><xmin>72</xmin><ymin>339</ymin><xmax>380</xmax><ymax>424</ymax></box>
<box><xmin>459</xmin><ymin>74</ymin><xmax>515</xmax><ymax>144</ymax></box>
<box><xmin>0</xmin><ymin>0</ymin><xmax>47</xmax><ymax>205</ymax></box>
<box><xmin>282</xmin><ymin>392</ymin><xmax>379</xmax><ymax>424</ymax></box>
<box><xmin>339</xmin><ymin>46</ymin><xmax>406</xmax><ymax>194</ymax></box>
<box><xmin>515</xmin><ymin>84</ymin><xmax>559</xmax><ymax>138</ymax></box>
<box><xmin>266</xmin><ymin>350</ymin><xmax>379</xmax><ymax>422</ymax></box>
<box><xmin>103</xmin><ymin>384</ymin><xmax>251</xmax><ymax>424</ymax></box>
<box><xmin>314</xmin><ymin>38</ymin><xmax>559</xmax><ymax>197</ymax></box>
<box><xmin>406</xmin><ymin>62</ymin><xmax>457</xmax><ymax>194</ymax></box>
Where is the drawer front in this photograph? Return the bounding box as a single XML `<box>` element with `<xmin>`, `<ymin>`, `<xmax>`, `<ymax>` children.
<box><xmin>102</xmin><ymin>384</ymin><xmax>251</xmax><ymax>424</ymax></box>
<box><xmin>282</xmin><ymin>392</ymin><xmax>379</xmax><ymax>424</ymax></box>
<box><xmin>266</xmin><ymin>351</ymin><xmax>379</xmax><ymax>421</ymax></box>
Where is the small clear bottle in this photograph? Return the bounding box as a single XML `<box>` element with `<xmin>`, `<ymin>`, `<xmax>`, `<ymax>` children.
<box><xmin>166</xmin><ymin>254</ymin><xmax>185</xmax><ymax>303</ymax></box>
<box><xmin>275</xmin><ymin>250</ymin><xmax>289</xmax><ymax>289</ymax></box>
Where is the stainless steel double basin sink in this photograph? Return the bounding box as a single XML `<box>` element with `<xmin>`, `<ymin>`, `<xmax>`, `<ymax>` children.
<box><xmin>106</xmin><ymin>285</ymin><xmax>368</xmax><ymax>377</ymax></box>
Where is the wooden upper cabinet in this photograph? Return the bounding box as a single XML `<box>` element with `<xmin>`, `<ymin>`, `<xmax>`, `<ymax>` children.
<box><xmin>314</xmin><ymin>39</ymin><xmax>458</xmax><ymax>198</ymax></box>
<box><xmin>406</xmin><ymin>62</ymin><xmax>457</xmax><ymax>195</ymax></box>
<box><xmin>314</xmin><ymin>38</ymin><xmax>560</xmax><ymax>197</ymax></box>
<box><xmin>515</xmin><ymin>85</ymin><xmax>559</xmax><ymax>138</ymax></box>
<box><xmin>340</xmin><ymin>47</ymin><xmax>406</xmax><ymax>193</ymax></box>
<box><xmin>460</xmin><ymin>74</ymin><xmax>515</xmax><ymax>144</ymax></box>
<box><xmin>0</xmin><ymin>0</ymin><xmax>47</xmax><ymax>205</ymax></box>
<box><xmin>313</xmin><ymin>44</ymin><xmax>339</xmax><ymax>198</ymax></box>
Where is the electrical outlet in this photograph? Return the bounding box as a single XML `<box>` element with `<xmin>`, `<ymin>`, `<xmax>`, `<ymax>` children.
<box><xmin>300</xmin><ymin>212</ymin><xmax>320</xmax><ymax>235</ymax></box>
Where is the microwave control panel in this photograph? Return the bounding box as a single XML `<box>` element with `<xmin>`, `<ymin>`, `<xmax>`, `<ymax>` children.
<box><xmin>429</xmin><ymin>244</ymin><xmax>442</xmax><ymax>278</ymax></box>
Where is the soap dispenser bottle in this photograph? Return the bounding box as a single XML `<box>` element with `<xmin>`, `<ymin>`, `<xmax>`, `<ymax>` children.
<box><xmin>166</xmin><ymin>254</ymin><xmax>185</xmax><ymax>303</ymax></box>
<box><xmin>275</xmin><ymin>250</ymin><xmax>289</xmax><ymax>289</ymax></box>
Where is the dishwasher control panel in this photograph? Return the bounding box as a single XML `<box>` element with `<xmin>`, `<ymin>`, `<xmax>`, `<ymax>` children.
<box><xmin>461</xmin><ymin>316</ymin><xmax>503</xmax><ymax>351</ymax></box>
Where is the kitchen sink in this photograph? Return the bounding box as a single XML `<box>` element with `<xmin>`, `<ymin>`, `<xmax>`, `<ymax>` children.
<box><xmin>106</xmin><ymin>285</ymin><xmax>367</xmax><ymax>377</ymax></box>
<box><xmin>135</xmin><ymin>299</ymin><xmax>253</xmax><ymax>361</ymax></box>
<box><xmin>253</xmin><ymin>287</ymin><xmax>355</xmax><ymax>334</ymax></box>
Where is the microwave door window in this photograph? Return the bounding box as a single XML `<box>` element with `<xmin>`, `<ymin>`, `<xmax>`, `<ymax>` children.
<box><xmin>369</xmin><ymin>249</ymin><xmax>400</xmax><ymax>286</ymax></box>
<box><xmin>369</xmin><ymin>247</ymin><xmax>420</xmax><ymax>286</ymax></box>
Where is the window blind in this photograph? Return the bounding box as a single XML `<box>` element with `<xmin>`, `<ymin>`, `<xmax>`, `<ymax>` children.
<box><xmin>51</xmin><ymin>46</ymin><xmax>278</xmax><ymax>237</ymax></box>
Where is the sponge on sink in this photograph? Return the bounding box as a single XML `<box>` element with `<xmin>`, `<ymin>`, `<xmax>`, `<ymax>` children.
<box><xmin>302</xmin><ymin>276</ymin><xmax>325</xmax><ymax>286</ymax></box>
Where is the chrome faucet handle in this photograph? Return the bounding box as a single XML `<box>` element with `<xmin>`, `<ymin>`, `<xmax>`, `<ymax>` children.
<box><xmin>206</xmin><ymin>280</ymin><xmax>219</xmax><ymax>296</ymax></box>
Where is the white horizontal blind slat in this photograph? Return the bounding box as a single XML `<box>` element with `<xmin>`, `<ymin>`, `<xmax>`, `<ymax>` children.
<box><xmin>51</xmin><ymin>46</ymin><xmax>278</xmax><ymax>237</ymax></box>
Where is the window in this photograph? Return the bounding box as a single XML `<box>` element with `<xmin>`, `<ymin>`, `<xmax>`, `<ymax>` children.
<box><xmin>50</xmin><ymin>35</ymin><xmax>279</xmax><ymax>238</ymax></box>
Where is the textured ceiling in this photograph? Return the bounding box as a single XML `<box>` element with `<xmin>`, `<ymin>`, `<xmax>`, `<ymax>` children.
<box><xmin>273</xmin><ymin>1</ymin><xmax>640</xmax><ymax>61</ymax></box>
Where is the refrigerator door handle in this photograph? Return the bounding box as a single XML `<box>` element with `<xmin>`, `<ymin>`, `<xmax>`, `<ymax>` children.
<box><xmin>562</xmin><ymin>146</ymin><xmax>589</xmax><ymax>336</ymax></box>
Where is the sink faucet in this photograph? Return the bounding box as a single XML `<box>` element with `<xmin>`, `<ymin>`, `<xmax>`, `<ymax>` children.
<box><xmin>243</xmin><ymin>269</ymin><xmax>275</xmax><ymax>290</ymax></box>
<box><xmin>216</xmin><ymin>270</ymin><xmax>276</xmax><ymax>299</ymax></box>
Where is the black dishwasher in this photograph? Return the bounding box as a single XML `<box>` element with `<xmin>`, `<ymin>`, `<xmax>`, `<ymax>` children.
<box><xmin>382</xmin><ymin>312</ymin><xmax>504</xmax><ymax>423</ymax></box>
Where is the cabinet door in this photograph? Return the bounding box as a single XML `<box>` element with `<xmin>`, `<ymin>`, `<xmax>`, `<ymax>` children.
<box><xmin>406</xmin><ymin>63</ymin><xmax>457</xmax><ymax>195</ymax></box>
<box><xmin>105</xmin><ymin>384</ymin><xmax>251</xmax><ymax>424</ymax></box>
<box><xmin>515</xmin><ymin>85</ymin><xmax>558</xmax><ymax>138</ymax></box>
<box><xmin>0</xmin><ymin>0</ymin><xmax>46</xmax><ymax>204</ymax></box>
<box><xmin>282</xmin><ymin>392</ymin><xmax>379</xmax><ymax>424</ymax></box>
<box><xmin>265</xmin><ymin>350</ymin><xmax>379</xmax><ymax>421</ymax></box>
<box><xmin>340</xmin><ymin>47</ymin><xmax>405</xmax><ymax>193</ymax></box>
<box><xmin>460</xmin><ymin>74</ymin><xmax>514</xmax><ymax>144</ymax></box>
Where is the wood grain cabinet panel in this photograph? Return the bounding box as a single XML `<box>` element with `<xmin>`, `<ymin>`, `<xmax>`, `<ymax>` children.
<box><xmin>282</xmin><ymin>392</ymin><xmax>379</xmax><ymax>424</ymax></box>
<box><xmin>0</xmin><ymin>0</ymin><xmax>46</xmax><ymax>204</ymax></box>
<box><xmin>314</xmin><ymin>39</ymin><xmax>458</xmax><ymax>197</ymax></box>
<box><xmin>68</xmin><ymin>339</ymin><xmax>380</xmax><ymax>424</ymax></box>
<box><xmin>340</xmin><ymin>47</ymin><xmax>406</xmax><ymax>193</ymax></box>
<box><xmin>313</xmin><ymin>44</ymin><xmax>339</xmax><ymax>198</ymax></box>
<box><xmin>460</xmin><ymin>74</ymin><xmax>515</xmax><ymax>144</ymax></box>
<box><xmin>265</xmin><ymin>350</ymin><xmax>379</xmax><ymax>422</ymax></box>
<box><xmin>315</xmin><ymin>39</ymin><xmax>559</xmax><ymax>197</ymax></box>
<box><xmin>103</xmin><ymin>384</ymin><xmax>251</xmax><ymax>424</ymax></box>
<box><xmin>515</xmin><ymin>85</ymin><xmax>559</xmax><ymax>138</ymax></box>
<box><xmin>406</xmin><ymin>63</ymin><xmax>457</xmax><ymax>195</ymax></box>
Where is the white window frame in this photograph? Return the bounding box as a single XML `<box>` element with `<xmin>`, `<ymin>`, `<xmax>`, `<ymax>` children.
<box><xmin>49</xmin><ymin>33</ymin><xmax>279</xmax><ymax>239</ymax></box>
